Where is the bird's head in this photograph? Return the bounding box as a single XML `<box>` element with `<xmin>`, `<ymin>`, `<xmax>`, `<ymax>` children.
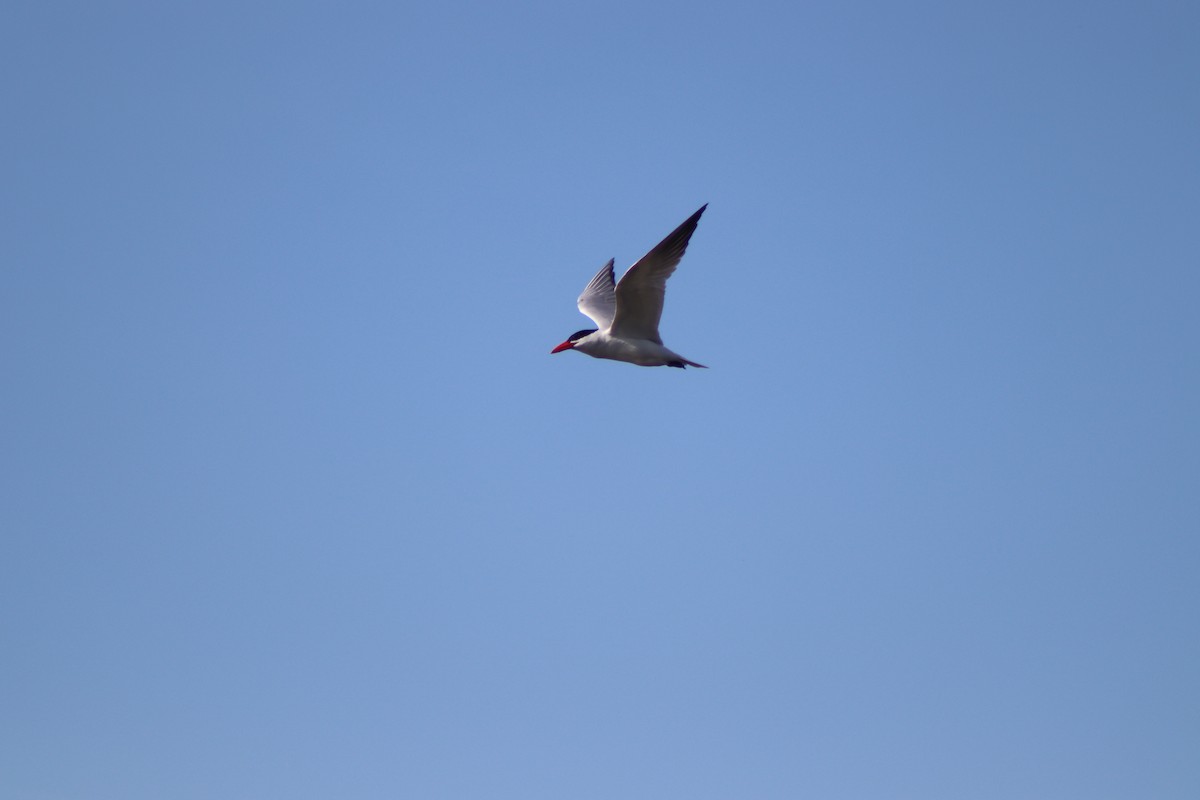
<box><xmin>550</xmin><ymin>328</ymin><xmax>597</xmax><ymax>354</ymax></box>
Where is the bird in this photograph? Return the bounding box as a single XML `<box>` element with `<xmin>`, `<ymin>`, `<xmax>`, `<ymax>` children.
<box><xmin>550</xmin><ymin>204</ymin><xmax>709</xmax><ymax>369</ymax></box>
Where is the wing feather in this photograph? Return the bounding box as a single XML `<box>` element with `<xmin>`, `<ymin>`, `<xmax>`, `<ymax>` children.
<box><xmin>577</xmin><ymin>258</ymin><xmax>616</xmax><ymax>329</ymax></box>
<box><xmin>610</xmin><ymin>205</ymin><xmax>707</xmax><ymax>344</ymax></box>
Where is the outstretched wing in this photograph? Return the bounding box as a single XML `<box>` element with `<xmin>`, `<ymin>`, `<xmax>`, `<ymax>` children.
<box><xmin>577</xmin><ymin>258</ymin><xmax>617</xmax><ymax>329</ymax></box>
<box><xmin>610</xmin><ymin>204</ymin><xmax>706</xmax><ymax>344</ymax></box>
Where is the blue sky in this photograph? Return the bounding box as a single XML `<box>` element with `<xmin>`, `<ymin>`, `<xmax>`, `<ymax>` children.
<box><xmin>3</xmin><ymin>1</ymin><xmax>1198</xmax><ymax>797</ymax></box>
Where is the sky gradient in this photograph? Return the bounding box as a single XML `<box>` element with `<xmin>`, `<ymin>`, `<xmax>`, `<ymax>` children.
<box><xmin>3</xmin><ymin>2</ymin><xmax>1199</xmax><ymax>798</ymax></box>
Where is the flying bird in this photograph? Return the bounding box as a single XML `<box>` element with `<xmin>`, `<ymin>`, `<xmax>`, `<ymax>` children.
<box><xmin>551</xmin><ymin>204</ymin><xmax>709</xmax><ymax>369</ymax></box>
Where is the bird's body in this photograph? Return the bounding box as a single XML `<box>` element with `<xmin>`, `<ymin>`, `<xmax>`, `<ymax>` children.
<box><xmin>569</xmin><ymin>329</ymin><xmax>703</xmax><ymax>368</ymax></box>
<box><xmin>551</xmin><ymin>204</ymin><xmax>708</xmax><ymax>369</ymax></box>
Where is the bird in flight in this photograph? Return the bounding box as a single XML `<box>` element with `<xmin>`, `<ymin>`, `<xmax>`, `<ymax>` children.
<box><xmin>551</xmin><ymin>204</ymin><xmax>709</xmax><ymax>369</ymax></box>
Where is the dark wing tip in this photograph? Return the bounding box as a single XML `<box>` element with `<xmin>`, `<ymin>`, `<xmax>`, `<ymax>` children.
<box><xmin>620</xmin><ymin>203</ymin><xmax>710</xmax><ymax>283</ymax></box>
<box><xmin>657</xmin><ymin>204</ymin><xmax>708</xmax><ymax>258</ymax></box>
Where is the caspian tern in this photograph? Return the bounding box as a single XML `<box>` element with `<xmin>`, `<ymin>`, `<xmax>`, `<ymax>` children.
<box><xmin>551</xmin><ymin>204</ymin><xmax>709</xmax><ymax>369</ymax></box>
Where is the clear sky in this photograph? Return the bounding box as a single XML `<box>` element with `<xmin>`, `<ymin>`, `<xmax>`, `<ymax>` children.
<box><xmin>3</xmin><ymin>1</ymin><xmax>1198</xmax><ymax>798</ymax></box>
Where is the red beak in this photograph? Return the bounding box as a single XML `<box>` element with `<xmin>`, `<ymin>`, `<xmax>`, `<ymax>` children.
<box><xmin>550</xmin><ymin>340</ymin><xmax>574</xmax><ymax>354</ymax></box>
